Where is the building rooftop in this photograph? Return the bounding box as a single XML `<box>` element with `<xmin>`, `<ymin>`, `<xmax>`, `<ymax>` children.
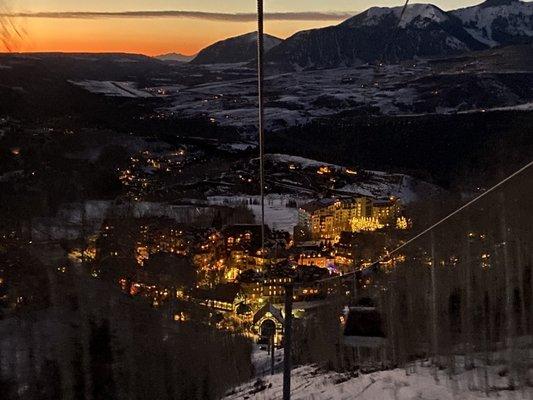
<box><xmin>299</xmin><ymin>198</ymin><xmax>336</xmax><ymax>213</ymax></box>
<box><xmin>192</xmin><ymin>283</ymin><xmax>242</xmax><ymax>304</ymax></box>
<box><xmin>373</xmin><ymin>197</ymin><xmax>398</xmax><ymax>207</ymax></box>
<box><xmin>253</xmin><ymin>303</ymin><xmax>284</xmax><ymax>325</ymax></box>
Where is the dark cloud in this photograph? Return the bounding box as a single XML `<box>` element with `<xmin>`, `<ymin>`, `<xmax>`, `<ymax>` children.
<box><xmin>2</xmin><ymin>10</ymin><xmax>354</xmax><ymax>22</ymax></box>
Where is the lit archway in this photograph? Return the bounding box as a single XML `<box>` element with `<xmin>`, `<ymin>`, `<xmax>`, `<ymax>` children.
<box><xmin>260</xmin><ymin>319</ymin><xmax>276</xmax><ymax>338</ymax></box>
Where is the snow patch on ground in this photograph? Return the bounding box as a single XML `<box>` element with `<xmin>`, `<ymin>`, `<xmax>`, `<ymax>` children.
<box><xmin>220</xmin><ymin>142</ymin><xmax>257</xmax><ymax>152</ymax></box>
<box><xmin>70</xmin><ymin>80</ymin><xmax>153</xmax><ymax>98</ymax></box>
<box><xmin>267</xmin><ymin>154</ymin><xmax>341</xmax><ymax>169</ymax></box>
<box><xmin>224</xmin><ymin>362</ymin><xmax>532</xmax><ymax>400</ymax></box>
<box><xmin>207</xmin><ymin>195</ymin><xmax>307</xmax><ymax>233</ymax></box>
<box><xmin>340</xmin><ymin>174</ymin><xmax>438</xmax><ymax>204</ymax></box>
<box><xmin>455</xmin><ymin>102</ymin><xmax>533</xmax><ymax>114</ymax></box>
<box><xmin>266</xmin><ymin>154</ymin><xmax>440</xmax><ymax>204</ymax></box>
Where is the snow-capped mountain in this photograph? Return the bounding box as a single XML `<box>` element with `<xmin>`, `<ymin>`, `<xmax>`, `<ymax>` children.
<box><xmin>155</xmin><ymin>52</ymin><xmax>196</xmax><ymax>62</ymax></box>
<box><xmin>453</xmin><ymin>0</ymin><xmax>533</xmax><ymax>46</ymax></box>
<box><xmin>356</xmin><ymin>3</ymin><xmax>450</xmax><ymax>28</ymax></box>
<box><xmin>188</xmin><ymin>1</ymin><xmax>533</xmax><ymax>69</ymax></box>
<box><xmin>191</xmin><ymin>32</ymin><xmax>282</xmax><ymax>65</ymax></box>
<box><xmin>265</xmin><ymin>4</ymin><xmax>487</xmax><ymax>70</ymax></box>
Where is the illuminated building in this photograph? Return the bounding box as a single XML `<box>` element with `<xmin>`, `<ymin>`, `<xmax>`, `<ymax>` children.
<box><xmin>253</xmin><ymin>303</ymin><xmax>285</xmax><ymax>346</ymax></box>
<box><xmin>192</xmin><ymin>283</ymin><xmax>245</xmax><ymax>312</ymax></box>
<box><xmin>297</xmin><ymin>196</ymin><xmax>402</xmax><ymax>240</ymax></box>
<box><xmin>297</xmin><ymin>251</ymin><xmax>334</xmax><ymax>268</ymax></box>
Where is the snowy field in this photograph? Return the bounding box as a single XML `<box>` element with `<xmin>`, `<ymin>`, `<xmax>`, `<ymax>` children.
<box><xmin>70</xmin><ymin>80</ymin><xmax>153</xmax><ymax>98</ymax></box>
<box><xmin>162</xmin><ymin>64</ymin><xmax>423</xmax><ymax>131</ymax></box>
<box><xmin>207</xmin><ymin>195</ymin><xmax>305</xmax><ymax>233</ymax></box>
<box><xmin>224</xmin><ymin>362</ymin><xmax>533</xmax><ymax>400</ymax></box>
<box><xmin>70</xmin><ymin>54</ymin><xmax>533</xmax><ymax>133</ymax></box>
<box><xmin>62</xmin><ymin>40</ymin><xmax>533</xmax><ymax>135</ymax></box>
<box><xmin>158</xmin><ymin>56</ymin><xmax>533</xmax><ymax>132</ymax></box>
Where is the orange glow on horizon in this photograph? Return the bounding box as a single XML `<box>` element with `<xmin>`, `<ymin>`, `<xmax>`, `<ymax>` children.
<box><xmin>7</xmin><ymin>17</ymin><xmax>342</xmax><ymax>56</ymax></box>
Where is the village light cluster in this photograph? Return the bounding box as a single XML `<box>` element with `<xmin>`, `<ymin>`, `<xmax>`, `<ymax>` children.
<box><xmin>48</xmin><ymin>190</ymin><xmax>425</xmax><ymax>346</ymax></box>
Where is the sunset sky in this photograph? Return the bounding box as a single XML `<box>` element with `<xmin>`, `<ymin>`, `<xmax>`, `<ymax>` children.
<box><xmin>0</xmin><ymin>1</ymin><xmax>510</xmax><ymax>55</ymax></box>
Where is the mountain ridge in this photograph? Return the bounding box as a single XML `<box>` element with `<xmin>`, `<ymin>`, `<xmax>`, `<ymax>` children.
<box><xmin>191</xmin><ymin>32</ymin><xmax>282</xmax><ymax>65</ymax></box>
<box><xmin>155</xmin><ymin>52</ymin><xmax>196</xmax><ymax>62</ymax></box>
<box><xmin>265</xmin><ymin>3</ymin><xmax>489</xmax><ymax>70</ymax></box>
<box><xmin>156</xmin><ymin>1</ymin><xmax>532</xmax><ymax>68</ymax></box>
<box><xmin>452</xmin><ymin>0</ymin><xmax>533</xmax><ymax>46</ymax></box>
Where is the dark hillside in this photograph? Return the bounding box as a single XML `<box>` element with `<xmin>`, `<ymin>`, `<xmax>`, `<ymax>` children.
<box><xmin>268</xmin><ymin>110</ymin><xmax>533</xmax><ymax>187</ymax></box>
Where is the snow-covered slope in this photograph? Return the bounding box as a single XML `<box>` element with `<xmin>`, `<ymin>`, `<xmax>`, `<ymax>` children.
<box><xmin>223</xmin><ymin>362</ymin><xmax>532</xmax><ymax>400</ymax></box>
<box><xmin>356</xmin><ymin>3</ymin><xmax>451</xmax><ymax>28</ymax></box>
<box><xmin>191</xmin><ymin>32</ymin><xmax>282</xmax><ymax>65</ymax></box>
<box><xmin>453</xmin><ymin>0</ymin><xmax>533</xmax><ymax>46</ymax></box>
<box><xmin>265</xmin><ymin>154</ymin><xmax>441</xmax><ymax>203</ymax></box>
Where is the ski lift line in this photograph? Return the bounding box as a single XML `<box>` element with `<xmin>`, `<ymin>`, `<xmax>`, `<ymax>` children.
<box><xmin>398</xmin><ymin>0</ymin><xmax>411</xmax><ymax>22</ymax></box>
<box><xmin>257</xmin><ymin>0</ymin><xmax>266</xmax><ymax>253</ymax></box>
<box><xmin>303</xmin><ymin>159</ymin><xmax>533</xmax><ymax>286</ymax></box>
<box><xmin>380</xmin><ymin>0</ymin><xmax>410</xmax><ymax>64</ymax></box>
<box><xmin>388</xmin><ymin>160</ymin><xmax>533</xmax><ymax>257</ymax></box>
<box><xmin>326</xmin><ymin>250</ymin><xmax>498</xmax><ymax>287</ymax></box>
